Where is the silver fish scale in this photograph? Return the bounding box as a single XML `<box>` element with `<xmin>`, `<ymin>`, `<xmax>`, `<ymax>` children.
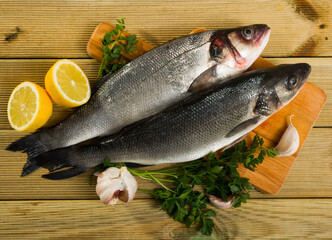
<box><xmin>46</xmin><ymin>31</ymin><xmax>216</xmax><ymax>147</ymax></box>
<box><xmin>89</xmin><ymin>77</ymin><xmax>262</xmax><ymax>166</ymax></box>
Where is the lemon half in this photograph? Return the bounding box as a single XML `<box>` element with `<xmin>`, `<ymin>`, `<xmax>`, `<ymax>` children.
<box><xmin>7</xmin><ymin>81</ymin><xmax>53</xmax><ymax>131</ymax></box>
<box><xmin>45</xmin><ymin>59</ymin><xmax>90</xmax><ymax>107</ymax></box>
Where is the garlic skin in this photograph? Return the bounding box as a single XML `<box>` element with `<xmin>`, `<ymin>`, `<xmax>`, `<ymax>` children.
<box><xmin>207</xmin><ymin>194</ymin><xmax>234</xmax><ymax>209</ymax></box>
<box><xmin>275</xmin><ymin>115</ymin><xmax>300</xmax><ymax>157</ymax></box>
<box><xmin>96</xmin><ymin>167</ymin><xmax>138</xmax><ymax>205</ymax></box>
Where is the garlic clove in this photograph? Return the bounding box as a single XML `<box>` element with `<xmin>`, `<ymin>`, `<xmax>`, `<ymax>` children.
<box><xmin>93</xmin><ymin>171</ymin><xmax>101</xmax><ymax>177</ymax></box>
<box><xmin>275</xmin><ymin>115</ymin><xmax>300</xmax><ymax>157</ymax></box>
<box><xmin>99</xmin><ymin>180</ymin><xmax>123</xmax><ymax>205</ymax></box>
<box><xmin>96</xmin><ymin>167</ymin><xmax>138</xmax><ymax>205</ymax></box>
<box><xmin>120</xmin><ymin>167</ymin><xmax>138</xmax><ymax>203</ymax></box>
<box><xmin>207</xmin><ymin>194</ymin><xmax>234</xmax><ymax>209</ymax></box>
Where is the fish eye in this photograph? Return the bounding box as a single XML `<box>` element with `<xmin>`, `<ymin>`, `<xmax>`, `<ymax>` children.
<box><xmin>290</xmin><ymin>78</ymin><xmax>297</xmax><ymax>86</ymax></box>
<box><xmin>241</xmin><ymin>27</ymin><xmax>254</xmax><ymax>40</ymax></box>
<box><xmin>287</xmin><ymin>75</ymin><xmax>298</xmax><ymax>90</ymax></box>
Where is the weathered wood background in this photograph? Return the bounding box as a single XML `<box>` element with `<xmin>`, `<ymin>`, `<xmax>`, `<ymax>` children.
<box><xmin>0</xmin><ymin>0</ymin><xmax>331</xmax><ymax>239</ymax></box>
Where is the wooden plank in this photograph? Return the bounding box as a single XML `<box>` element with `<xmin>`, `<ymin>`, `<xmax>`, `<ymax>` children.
<box><xmin>0</xmin><ymin>57</ymin><xmax>331</xmax><ymax>129</ymax></box>
<box><xmin>0</xmin><ymin>199</ymin><xmax>331</xmax><ymax>239</ymax></box>
<box><xmin>0</xmin><ymin>0</ymin><xmax>331</xmax><ymax>58</ymax></box>
<box><xmin>0</xmin><ymin>128</ymin><xmax>331</xmax><ymax>200</ymax></box>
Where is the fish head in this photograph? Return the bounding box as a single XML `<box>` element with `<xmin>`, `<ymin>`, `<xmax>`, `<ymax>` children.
<box><xmin>273</xmin><ymin>63</ymin><xmax>311</xmax><ymax>106</ymax></box>
<box><xmin>254</xmin><ymin>63</ymin><xmax>311</xmax><ymax>116</ymax></box>
<box><xmin>210</xmin><ymin>24</ymin><xmax>271</xmax><ymax>71</ymax></box>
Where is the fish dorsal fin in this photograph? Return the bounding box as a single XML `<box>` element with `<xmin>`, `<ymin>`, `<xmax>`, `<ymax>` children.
<box><xmin>226</xmin><ymin>116</ymin><xmax>261</xmax><ymax>138</ymax></box>
<box><xmin>188</xmin><ymin>65</ymin><xmax>218</xmax><ymax>92</ymax></box>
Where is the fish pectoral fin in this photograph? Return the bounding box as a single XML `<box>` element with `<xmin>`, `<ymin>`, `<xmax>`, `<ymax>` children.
<box><xmin>188</xmin><ymin>65</ymin><xmax>217</xmax><ymax>92</ymax></box>
<box><xmin>42</xmin><ymin>167</ymin><xmax>86</xmax><ymax>180</ymax></box>
<box><xmin>221</xmin><ymin>133</ymin><xmax>248</xmax><ymax>151</ymax></box>
<box><xmin>124</xmin><ymin>162</ymin><xmax>152</xmax><ymax>168</ymax></box>
<box><xmin>226</xmin><ymin>116</ymin><xmax>261</xmax><ymax>138</ymax></box>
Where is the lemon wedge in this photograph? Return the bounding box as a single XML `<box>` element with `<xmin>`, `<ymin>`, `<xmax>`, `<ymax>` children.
<box><xmin>7</xmin><ymin>82</ymin><xmax>53</xmax><ymax>132</ymax></box>
<box><xmin>45</xmin><ymin>59</ymin><xmax>90</xmax><ymax>107</ymax></box>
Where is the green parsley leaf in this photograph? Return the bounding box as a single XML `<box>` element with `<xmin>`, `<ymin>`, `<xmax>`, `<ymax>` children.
<box><xmin>97</xmin><ymin>18</ymin><xmax>138</xmax><ymax>79</ymax></box>
<box><xmin>200</xmin><ymin>218</ymin><xmax>214</xmax><ymax>236</ymax></box>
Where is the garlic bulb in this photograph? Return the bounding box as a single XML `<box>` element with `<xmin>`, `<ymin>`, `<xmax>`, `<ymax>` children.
<box><xmin>275</xmin><ymin>115</ymin><xmax>300</xmax><ymax>157</ymax></box>
<box><xmin>96</xmin><ymin>167</ymin><xmax>138</xmax><ymax>205</ymax></box>
<box><xmin>207</xmin><ymin>194</ymin><xmax>234</xmax><ymax>209</ymax></box>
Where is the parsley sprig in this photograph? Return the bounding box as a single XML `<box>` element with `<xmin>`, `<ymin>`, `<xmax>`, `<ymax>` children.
<box><xmin>93</xmin><ymin>135</ymin><xmax>278</xmax><ymax>236</ymax></box>
<box><xmin>97</xmin><ymin>18</ymin><xmax>138</xmax><ymax>79</ymax></box>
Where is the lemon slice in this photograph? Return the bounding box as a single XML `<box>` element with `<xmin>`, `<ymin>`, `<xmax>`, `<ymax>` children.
<box><xmin>45</xmin><ymin>59</ymin><xmax>90</xmax><ymax>107</ymax></box>
<box><xmin>7</xmin><ymin>82</ymin><xmax>53</xmax><ymax>132</ymax></box>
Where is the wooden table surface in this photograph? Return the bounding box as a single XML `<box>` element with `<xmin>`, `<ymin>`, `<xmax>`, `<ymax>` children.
<box><xmin>1</xmin><ymin>0</ymin><xmax>332</xmax><ymax>239</ymax></box>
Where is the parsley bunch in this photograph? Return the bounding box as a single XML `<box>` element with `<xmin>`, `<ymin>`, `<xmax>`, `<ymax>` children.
<box><xmin>97</xmin><ymin>18</ymin><xmax>138</xmax><ymax>79</ymax></box>
<box><xmin>93</xmin><ymin>135</ymin><xmax>278</xmax><ymax>236</ymax></box>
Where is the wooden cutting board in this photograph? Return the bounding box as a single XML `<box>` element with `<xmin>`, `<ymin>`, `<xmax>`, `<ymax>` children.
<box><xmin>87</xmin><ymin>23</ymin><xmax>326</xmax><ymax>194</ymax></box>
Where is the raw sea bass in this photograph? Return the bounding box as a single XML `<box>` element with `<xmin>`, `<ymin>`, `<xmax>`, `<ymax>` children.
<box><xmin>29</xmin><ymin>63</ymin><xmax>311</xmax><ymax>180</ymax></box>
<box><xmin>8</xmin><ymin>26</ymin><xmax>270</xmax><ymax>160</ymax></box>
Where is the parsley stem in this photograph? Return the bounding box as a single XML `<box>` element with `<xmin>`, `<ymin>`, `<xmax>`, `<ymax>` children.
<box><xmin>152</xmin><ymin>178</ymin><xmax>175</xmax><ymax>183</ymax></box>
<box><xmin>127</xmin><ymin>168</ymin><xmax>178</xmax><ymax>177</ymax></box>
<box><xmin>139</xmin><ymin>175</ymin><xmax>175</xmax><ymax>183</ymax></box>
<box><xmin>137</xmin><ymin>188</ymin><xmax>155</xmax><ymax>195</ymax></box>
<box><xmin>142</xmin><ymin>171</ymin><xmax>178</xmax><ymax>177</ymax></box>
<box><xmin>127</xmin><ymin>168</ymin><xmax>176</xmax><ymax>183</ymax></box>
<box><xmin>149</xmin><ymin>174</ymin><xmax>177</xmax><ymax>194</ymax></box>
<box><xmin>137</xmin><ymin>175</ymin><xmax>153</xmax><ymax>181</ymax></box>
<box><xmin>154</xmin><ymin>167</ymin><xmax>181</xmax><ymax>172</ymax></box>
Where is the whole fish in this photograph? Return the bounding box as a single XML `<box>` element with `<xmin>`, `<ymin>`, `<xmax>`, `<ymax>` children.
<box><xmin>8</xmin><ymin>24</ymin><xmax>270</xmax><ymax>174</ymax></box>
<box><xmin>29</xmin><ymin>63</ymin><xmax>310</xmax><ymax>180</ymax></box>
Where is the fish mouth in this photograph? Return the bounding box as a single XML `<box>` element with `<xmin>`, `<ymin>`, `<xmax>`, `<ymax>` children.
<box><xmin>255</xmin><ymin>25</ymin><xmax>271</xmax><ymax>48</ymax></box>
<box><xmin>294</xmin><ymin>63</ymin><xmax>311</xmax><ymax>88</ymax></box>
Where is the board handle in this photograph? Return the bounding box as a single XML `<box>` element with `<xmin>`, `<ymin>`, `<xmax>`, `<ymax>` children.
<box><xmin>87</xmin><ymin>22</ymin><xmax>154</xmax><ymax>62</ymax></box>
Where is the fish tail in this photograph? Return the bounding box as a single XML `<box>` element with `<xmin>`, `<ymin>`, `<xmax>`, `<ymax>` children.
<box><xmin>6</xmin><ymin>130</ymin><xmax>52</xmax><ymax>158</ymax></box>
<box><xmin>23</xmin><ymin>146</ymin><xmax>89</xmax><ymax>180</ymax></box>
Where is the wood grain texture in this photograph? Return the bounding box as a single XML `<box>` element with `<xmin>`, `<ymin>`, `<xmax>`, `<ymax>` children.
<box><xmin>0</xmin><ymin>199</ymin><xmax>331</xmax><ymax>239</ymax></box>
<box><xmin>0</xmin><ymin>0</ymin><xmax>331</xmax><ymax>58</ymax></box>
<box><xmin>0</xmin><ymin>57</ymin><xmax>331</xmax><ymax>129</ymax></box>
<box><xmin>1</xmin><ymin>1</ymin><xmax>332</xmax><ymax>238</ymax></box>
<box><xmin>1</xmin><ymin>128</ymin><xmax>331</xmax><ymax>200</ymax></box>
